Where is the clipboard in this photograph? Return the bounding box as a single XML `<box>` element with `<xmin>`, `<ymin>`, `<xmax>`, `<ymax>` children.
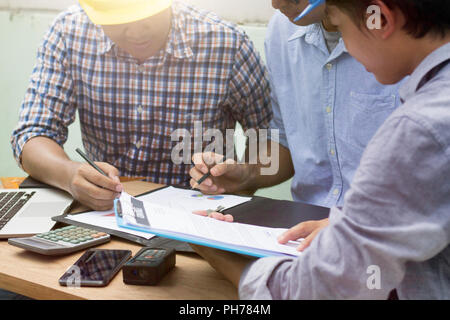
<box><xmin>113</xmin><ymin>190</ymin><xmax>330</xmax><ymax>258</ymax></box>
<box><xmin>53</xmin><ymin>185</ymin><xmax>330</xmax><ymax>254</ymax></box>
<box><xmin>225</xmin><ymin>195</ymin><xmax>330</xmax><ymax>228</ymax></box>
<box><xmin>19</xmin><ymin>176</ymin><xmax>52</xmax><ymax>189</ymax></box>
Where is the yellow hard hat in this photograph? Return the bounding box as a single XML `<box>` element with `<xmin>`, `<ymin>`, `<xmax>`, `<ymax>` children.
<box><xmin>79</xmin><ymin>0</ymin><xmax>173</xmax><ymax>25</ymax></box>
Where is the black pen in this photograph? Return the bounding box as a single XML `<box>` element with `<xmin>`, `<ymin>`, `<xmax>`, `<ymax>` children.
<box><xmin>75</xmin><ymin>148</ymin><xmax>109</xmax><ymax>177</ymax></box>
<box><xmin>192</xmin><ymin>154</ymin><xmax>226</xmax><ymax>190</ymax></box>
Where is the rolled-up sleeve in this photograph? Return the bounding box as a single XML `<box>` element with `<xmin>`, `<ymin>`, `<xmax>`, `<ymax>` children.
<box><xmin>239</xmin><ymin>116</ymin><xmax>450</xmax><ymax>299</ymax></box>
<box><xmin>267</xmin><ymin>74</ymin><xmax>288</xmax><ymax>149</ymax></box>
<box><xmin>264</xmin><ymin>38</ymin><xmax>288</xmax><ymax>149</ymax></box>
<box><xmin>11</xmin><ymin>16</ymin><xmax>76</xmax><ymax>168</ymax></box>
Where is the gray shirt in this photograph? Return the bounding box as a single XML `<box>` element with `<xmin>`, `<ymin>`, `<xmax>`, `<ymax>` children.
<box><xmin>321</xmin><ymin>23</ymin><xmax>341</xmax><ymax>53</ymax></box>
<box><xmin>239</xmin><ymin>43</ymin><xmax>450</xmax><ymax>300</ymax></box>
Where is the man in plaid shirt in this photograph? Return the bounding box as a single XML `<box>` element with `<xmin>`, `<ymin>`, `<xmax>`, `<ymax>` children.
<box><xmin>10</xmin><ymin>0</ymin><xmax>272</xmax><ymax>210</ymax></box>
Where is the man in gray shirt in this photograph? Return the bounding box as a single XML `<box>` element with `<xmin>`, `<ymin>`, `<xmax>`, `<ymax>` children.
<box><xmin>192</xmin><ymin>0</ymin><xmax>450</xmax><ymax>299</ymax></box>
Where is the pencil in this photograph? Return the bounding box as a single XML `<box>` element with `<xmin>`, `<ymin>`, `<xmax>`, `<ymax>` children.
<box><xmin>75</xmin><ymin>148</ymin><xmax>109</xmax><ymax>177</ymax></box>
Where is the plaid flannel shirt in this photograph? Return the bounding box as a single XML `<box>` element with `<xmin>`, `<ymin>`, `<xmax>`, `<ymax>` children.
<box><xmin>11</xmin><ymin>1</ymin><xmax>272</xmax><ymax>186</ymax></box>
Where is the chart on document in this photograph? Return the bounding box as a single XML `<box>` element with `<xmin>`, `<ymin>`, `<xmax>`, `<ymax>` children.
<box><xmin>140</xmin><ymin>186</ymin><xmax>251</xmax><ymax>213</ymax></box>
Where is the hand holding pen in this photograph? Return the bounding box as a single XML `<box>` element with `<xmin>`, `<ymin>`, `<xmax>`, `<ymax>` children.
<box><xmin>189</xmin><ymin>152</ymin><xmax>249</xmax><ymax>195</ymax></box>
<box><xmin>191</xmin><ymin>154</ymin><xmax>227</xmax><ymax>190</ymax></box>
<box><xmin>71</xmin><ymin>148</ymin><xmax>123</xmax><ymax>211</ymax></box>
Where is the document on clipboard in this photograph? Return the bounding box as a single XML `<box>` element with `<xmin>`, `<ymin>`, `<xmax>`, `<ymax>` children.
<box><xmin>114</xmin><ymin>192</ymin><xmax>303</xmax><ymax>258</ymax></box>
<box><xmin>57</xmin><ymin>186</ymin><xmax>253</xmax><ymax>248</ymax></box>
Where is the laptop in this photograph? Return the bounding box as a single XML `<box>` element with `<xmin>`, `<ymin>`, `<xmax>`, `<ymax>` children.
<box><xmin>0</xmin><ymin>188</ymin><xmax>73</xmax><ymax>238</ymax></box>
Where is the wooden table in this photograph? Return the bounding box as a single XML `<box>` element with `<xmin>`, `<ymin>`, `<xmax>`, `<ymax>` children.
<box><xmin>0</xmin><ymin>181</ymin><xmax>238</xmax><ymax>300</ymax></box>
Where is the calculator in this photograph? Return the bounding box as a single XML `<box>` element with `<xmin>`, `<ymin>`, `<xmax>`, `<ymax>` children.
<box><xmin>8</xmin><ymin>225</ymin><xmax>111</xmax><ymax>256</ymax></box>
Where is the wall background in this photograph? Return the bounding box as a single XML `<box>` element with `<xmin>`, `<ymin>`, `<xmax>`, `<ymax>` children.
<box><xmin>0</xmin><ymin>0</ymin><xmax>292</xmax><ymax>200</ymax></box>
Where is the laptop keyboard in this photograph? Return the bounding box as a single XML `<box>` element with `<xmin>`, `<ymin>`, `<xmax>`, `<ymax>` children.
<box><xmin>0</xmin><ymin>191</ymin><xmax>35</xmax><ymax>230</ymax></box>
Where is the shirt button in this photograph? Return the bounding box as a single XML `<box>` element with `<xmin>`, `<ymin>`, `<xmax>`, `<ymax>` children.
<box><xmin>333</xmin><ymin>189</ymin><xmax>340</xmax><ymax>196</ymax></box>
<box><xmin>326</xmin><ymin>106</ymin><xmax>332</xmax><ymax>114</ymax></box>
<box><xmin>326</xmin><ymin>63</ymin><xmax>333</xmax><ymax>71</ymax></box>
<box><xmin>137</xmin><ymin>105</ymin><xmax>143</xmax><ymax>114</ymax></box>
<box><xmin>138</xmin><ymin>65</ymin><xmax>145</xmax><ymax>73</ymax></box>
<box><xmin>330</xmin><ymin>149</ymin><xmax>335</xmax><ymax>156</ymax></box>
<box><xmin>136</xmin><ymin>141</ymin><xmax>141</xmax><ymax>149</ymax></box>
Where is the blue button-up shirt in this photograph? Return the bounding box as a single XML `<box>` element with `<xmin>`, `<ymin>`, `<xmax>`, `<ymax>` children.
<box><xmin>265</xmin><ymin>12</ymin><xmax>404</xmax><ymax>207</ymax></box>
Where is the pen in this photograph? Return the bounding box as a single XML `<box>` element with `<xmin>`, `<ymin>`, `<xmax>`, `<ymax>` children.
<box><xmin>293</xmin><ymin>0</ymin><xmax>325</xmax><ymax>22</ymax></box>
<box><xmin>192</xmin><ymin>154</ymin><xmax>226</xmax><ymax>190</ymax></box>
<box><xmin>75</xmin><ymin>148</ymin><xmax>109</xmax><ymax>177</ymax></box>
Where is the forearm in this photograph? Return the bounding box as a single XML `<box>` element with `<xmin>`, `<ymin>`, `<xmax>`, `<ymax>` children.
<box><xmin>245</xmin><ymin>142</ymin><xmax>294</xmax><ymax>190</ymax></box>
<box><xmin>21</xmin><ymin>136</ymin><xmax>78</xmax><ymax>193</ymax></box>
<box><xmin>191</xmin><ymin>244</ymin><xmax>255</xmax><ymax>288</ymax></box>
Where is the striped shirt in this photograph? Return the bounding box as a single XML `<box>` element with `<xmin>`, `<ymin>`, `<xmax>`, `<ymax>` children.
<box><xmin>11</xmin><ymin>1</ymin><xmax>272</xmax><ymax>186</ymax></box>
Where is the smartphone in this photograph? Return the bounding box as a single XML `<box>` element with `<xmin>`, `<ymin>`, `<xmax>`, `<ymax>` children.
<box><xmin>59</xmin><ymin>249</ymin><xmax>132</xmax><ymax>287</ymax></box>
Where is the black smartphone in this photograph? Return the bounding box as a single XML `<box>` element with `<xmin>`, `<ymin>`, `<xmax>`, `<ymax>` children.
<box><xmin>59</xmin><ymin>249</ymin><xmax>132</xmax><ymax>287</ymax></box>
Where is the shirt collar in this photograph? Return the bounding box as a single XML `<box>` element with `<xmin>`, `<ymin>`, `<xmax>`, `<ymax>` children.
<box><xmin>399</xmin><ymin>42</ymin><xmax>450</xmax><ymax>101</ymax></box>
<box><xmin>94</xmin><ymin>2</ymin><xmax>193</xmax><ymax>60</ymax></box>
<box><xmin>288</xmin><ymin>23</ymin><xmax>348</xmax><ymax>55</ymax></box>
<box><xmin>288</xmin><ymin>23</ymin><xmax>318</xmax><ymax>42</ymax></box>
<box><xmin>165</xmin><ymin>3</ymin><xmax>194</xmax><ymax>60</ymax></box>
<box><xmin>95</xmin><ymin>26</ymin><xmax>114</xmax><ymax>55</ymax></box>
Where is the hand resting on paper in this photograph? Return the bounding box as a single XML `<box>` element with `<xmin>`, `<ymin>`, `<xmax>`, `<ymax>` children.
<box><xmin>192</xmin><ymin>210</ymin><xmax>329</xmax><ymax>252</ymax></box>
<box><xmin>277</xmin><ymin>218</ymin><xmax>329</xmax><ymax>252</ymax></box>
<box><xmin>192</xmin><ymin>210</ymin><xmax>234</xmax><ymax>222</ymax></box>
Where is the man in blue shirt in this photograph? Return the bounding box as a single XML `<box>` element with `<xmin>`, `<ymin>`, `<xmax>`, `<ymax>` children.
<box><xmin>189</xmin><ymin>0</ymin><xmax>403</xmax><ymax>248</ymax></box>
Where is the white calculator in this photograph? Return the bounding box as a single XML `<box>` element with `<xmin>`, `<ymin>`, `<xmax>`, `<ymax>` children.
<box><xmin>8</xmin><ymin>225</ymin><xmax>111</xmax><ymax>256</ymax></box>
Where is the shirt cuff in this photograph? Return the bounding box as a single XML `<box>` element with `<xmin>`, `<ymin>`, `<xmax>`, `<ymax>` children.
<box><xmin>268</xmin><ymin>121</ymin><xmax>289</xmax><ymax>149</ymax></box>
<box><xmin>238</xmin><ymin>256</ymin><xmax>294</xmax><ymax>300</ymax></box>
<box><xmin>11</xmin><ymin>132</ymin><xmax>61</xmax><ymax>170</ymax></box>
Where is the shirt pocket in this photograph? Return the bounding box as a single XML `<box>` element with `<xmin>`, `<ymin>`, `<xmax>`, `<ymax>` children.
<box><xmin>347</xmin><ymin>91</ymin><xmax>398</xmax><ymax>150</ymax></box>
